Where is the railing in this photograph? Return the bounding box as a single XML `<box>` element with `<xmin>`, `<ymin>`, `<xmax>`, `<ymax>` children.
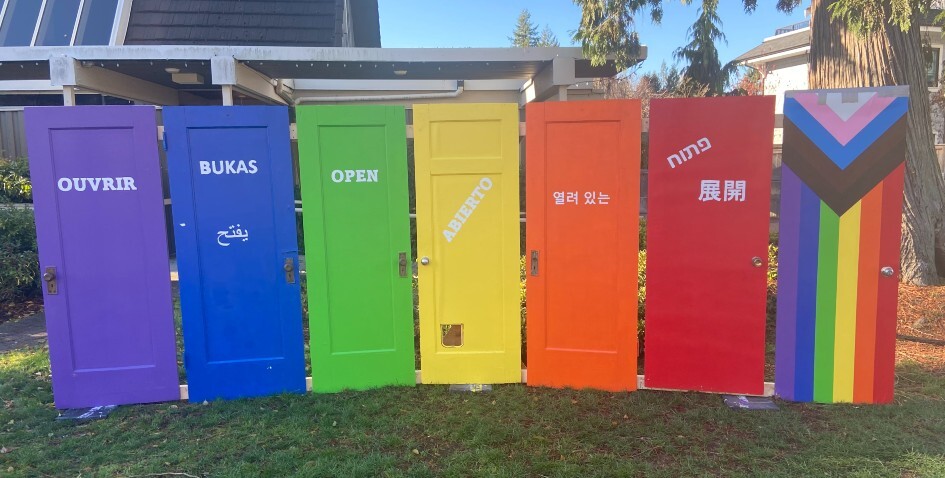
<box><xmin>774</xmin><ymin>20</ymin><xmax>810</xmax><ymax>35</ymax></box>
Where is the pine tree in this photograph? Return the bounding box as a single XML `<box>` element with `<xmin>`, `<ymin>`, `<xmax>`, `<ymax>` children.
<box><xmin>672</xmin><ymin>0</ymin><xmax>737</xmax><ymax>96</ymax></box>
<box><xmin>537</xmin><ymin>25</ymin><xmax>560</xmax><ymax>47</ymax></box>
<box><xmin>573</xmin><ymin>0</ymin><xmax>945</xmax><ymax>285</ymax></box>
<box><xmin>509</xmin><ymin>9</ymin><xmax>540</xmax><ymax>47</ymax></box>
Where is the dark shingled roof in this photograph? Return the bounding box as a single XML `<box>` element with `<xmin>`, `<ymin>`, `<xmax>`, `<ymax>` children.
<box><xmin>124</xmin><ymin>0</ymin><xmax>373</xmax><ymax>47</ymax></box>
<box><xmin>734</xmin><ymin>29</ymin><xmax>808</xmax><ymax>63</ymax></box>
<box><xmin>351</xmin><ymin>0</ymin><xmax>381</xmax><ymax>47</ymax></box>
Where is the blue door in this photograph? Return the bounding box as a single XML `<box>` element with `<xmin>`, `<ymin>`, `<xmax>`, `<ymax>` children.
<box><xmin>164</xmin><ymin>106</ymin><xmax>305</xmax><ymax>402</ymax></box>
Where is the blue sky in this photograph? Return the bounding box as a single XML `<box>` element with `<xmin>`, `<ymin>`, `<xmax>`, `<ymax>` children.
<box><xmin>377</xmin><ymin>1</ymin><xmax>809</xmax><ymax>72</ymax></box>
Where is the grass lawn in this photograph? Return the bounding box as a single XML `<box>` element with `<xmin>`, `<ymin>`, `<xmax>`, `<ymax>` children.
<box><xmin>1</xmin><ymin>278</ymin><xmax>943</xmax><ymax>477</ymax></box>
<box><xmin>2</xmin><ymin>346</ymin><xmax>945</xmax><ymax>477</ymax></box>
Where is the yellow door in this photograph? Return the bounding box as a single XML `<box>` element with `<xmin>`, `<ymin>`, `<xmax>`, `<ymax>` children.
<box><xmin>414</xmin><ymin>103</ymin><xmax>521</xmax><ymax>384</ymax></box>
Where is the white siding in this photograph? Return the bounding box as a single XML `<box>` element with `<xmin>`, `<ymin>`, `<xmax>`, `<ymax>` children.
<box><xmin>762</xmin><ymin>55</ymin><xmax>809</xmax><ymax>114</ymax></box>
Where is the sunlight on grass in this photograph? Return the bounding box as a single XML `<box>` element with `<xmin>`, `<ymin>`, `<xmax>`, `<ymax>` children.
<box><xmin>897</xmin><ymin>451</ymin><xmax>945</xmax><ymax>476</ymax></box>
<box><xmin>0</xmin><ymin>346</ymin><xmax>48</xmax><ymax>373</ymax></box>
<box><xmin>1</xmin><ymin>346</ymin><xmax>944</xmax><ymax>477</ymax></box>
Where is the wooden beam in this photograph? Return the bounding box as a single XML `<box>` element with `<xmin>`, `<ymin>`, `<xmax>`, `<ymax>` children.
<box><xmin>50</xmin><ymin>55</ymin><xmax>179</xmax><ymax>105</ymax></box>
<box><xmin>211</xmin><ymin>56</ymin><xmax>287</xmax><ymax>105</ymax></box>
<box><xmin>62</xmin><ymin>85</ymin><xmax>76</xmax><ymax>106</ymax></box>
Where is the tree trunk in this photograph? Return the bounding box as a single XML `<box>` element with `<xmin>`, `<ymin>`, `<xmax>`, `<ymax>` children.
<box><xmin>808</xmin><ymin>0</ymin><xmax>945</xmax><ymax>286</ymax></box>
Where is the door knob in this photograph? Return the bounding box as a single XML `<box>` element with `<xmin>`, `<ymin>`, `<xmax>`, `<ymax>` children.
<box><xmin>283</xmin><ymin>258</ymin><xmax>296</xmax><ymax>284</ymax></box>
<box><xmin>398</xmin><ymin>252</ymin><xmax>408</xmax><ymax>277</ymax></box>
<box><xmin>751</xmin><ymin>256</ymin><xmax>763</xmax><ymax>267</ymax></box>
<box><xmin>42</xmin><ymin>266</ymin><xmax>58</xmax><ymax>295</ymax></box>
<box><xmin>880</xmin><ymin>266</ymin><xmax>895</xmax><ymax>277</ymax></box>
<box><xmin>420</xmin><ymin>257</ymin><xmax>430</xmax><ymax>266</ymax></box>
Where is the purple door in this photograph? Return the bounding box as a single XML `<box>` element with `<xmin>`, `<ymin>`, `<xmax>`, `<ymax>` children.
<box><xmin>25</xmin><ymin>106</ymin><xmax>179</xmax><ymax>409</ymax></box>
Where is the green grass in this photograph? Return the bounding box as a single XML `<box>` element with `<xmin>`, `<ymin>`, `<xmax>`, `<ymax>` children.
<box><xmin>2</xmin><ymin>347</ymin><xmax>945</xmax><ymax>477</ymax></box>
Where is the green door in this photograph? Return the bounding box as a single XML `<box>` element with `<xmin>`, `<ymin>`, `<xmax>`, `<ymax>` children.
<box><xmin>297</xmin><ymin>105</ymin><xmax>415</xmax><ymax>392</ymax></box>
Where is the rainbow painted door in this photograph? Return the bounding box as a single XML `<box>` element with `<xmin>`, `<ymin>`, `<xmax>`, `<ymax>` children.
<box><xmin>25</xmin><ymin>106</ymin><xmax>179</xmax><ymax>408</ymax></box>
<box><xmin>776</xmin><ymin>87</ymin><xmax>909</xmax><ymax>404</ymax></box>
<box><xmin>525</xmin><ymin>100</ymin><xmax>641</xmax><ymax>391</ymax></box>
<box><xmin>164</xmin><ymin>106</ymin><xmax>305</xmax><ymax>402</ymax></box>
<box><xmin>413</xmin><ymin>103</ymin><xmax>521</xmax><ymax>384</ymax></box>
<box><xmin>296</xmin><ymin>105</ymin><xmax>415</xmax><ymax>392</ymax></box>
<box><xmin>644</xmin><ymin>96</ymin><xmax>775</xmax><ymax>395</ymax></box>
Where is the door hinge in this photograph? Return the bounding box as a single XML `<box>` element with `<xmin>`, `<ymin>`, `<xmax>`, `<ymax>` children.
<box><xmin>530</xmin><ymin>250</ymin><xmax>539</xmax><ymax>276</ymax></box>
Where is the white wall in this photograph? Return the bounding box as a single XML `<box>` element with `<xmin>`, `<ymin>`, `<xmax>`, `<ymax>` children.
<box><xmin>762</xmin><ymin>55</ymin><xmax>809</xmax><ymax>114</ymax></box>
<box><xmin>760</xmin><ymin>48</ymin><xmax>945</xmax><ymax>144</ymax></box>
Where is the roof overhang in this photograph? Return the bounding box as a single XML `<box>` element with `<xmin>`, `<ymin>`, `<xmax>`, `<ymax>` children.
<box><xmin>0</xmin><ymin>45</ymin><xmax>624</xmax><ymax>81</ymax></box>
<box><xmin>0</xmin><ymin>45</ymin><xmax>633</xmax><ymax>105</ymax></box>
<box><xmin>740</xmin><ymin>46</ymin><xmax>809</xmax><ymax>66</ymax></box>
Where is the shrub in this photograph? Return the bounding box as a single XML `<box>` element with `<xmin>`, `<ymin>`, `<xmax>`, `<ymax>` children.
<box><xmin>767</xmin><ymin>243</ymin><xmax>779</xmax><ymax>320</ymax></box>
<box><xmin>638</xmin><ymin>218</ymin><xmax>647</xmax><ymax>251</ymax></box>
<box><xmin>521</xmin><ymin>255</ymin><xmax>527</xmax><ymax>363</ymax></box>
<box><xmin>0</xmin><ymin>157</ymin><xmax>32</xmax><ymax>203</ymax></box>
<box><xmin>637</xmin><ymin>250</ymin><xmax>646</xmax><ymax>347</ymax></box>
<box><xmin>0</xmin><ymin>207</ymin><xmax>39</xmax><ymax>301</ymax></box>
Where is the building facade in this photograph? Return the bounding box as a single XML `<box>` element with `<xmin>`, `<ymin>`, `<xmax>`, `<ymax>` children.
<box><xmin>0</xmin><ymin>0</ymin><xmax>632</xmax><ymax>159</ymax></box>
<box><xmin>736</xmin><ymin>12</ymin><xmax>945</xmax><ymax>144</ymax></box>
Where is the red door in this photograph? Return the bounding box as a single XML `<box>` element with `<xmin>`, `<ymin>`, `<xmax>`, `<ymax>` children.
<box><xmin>525</xmin><ymin>100</ymin><xmax>641</xmax><ymax>391</ymax></box>
<box><xmin>644</xmin><ymin>96</ymin><xmax>774</xmax><ymax>395</ymax></box>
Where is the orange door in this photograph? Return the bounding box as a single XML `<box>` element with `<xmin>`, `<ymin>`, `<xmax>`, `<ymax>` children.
<box><xmin>525</xmin><ymin>100</ymin><xmax>641</xmax><ymax>391</ymax></box>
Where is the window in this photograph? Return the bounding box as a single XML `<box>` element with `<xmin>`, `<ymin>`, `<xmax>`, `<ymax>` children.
<box><xmin>75</xmin><ymin>0</ymin><xmax>119</xmax><ymax>45</ymax></box>
<box><xmin>926</xmin><ymin>47</ymin><xmax>941</xmax><ymax>88</ymax></box>
<box><xmin>0</xmin><ymin>0</ymin><xmax>43</xmax><ymax>46</ymax></box>
<box><xmin>36</xmin><ymin>0</ymin><xmax>82</xmax><ymax>46</ymax></box>
<box><xmin>0</xmin><ymin>0</ymin><xmax>119</xmax><ymax>46</ymax></box>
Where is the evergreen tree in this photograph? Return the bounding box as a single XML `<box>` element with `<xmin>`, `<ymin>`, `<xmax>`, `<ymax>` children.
<box><xmin>641</xmin><ymin>62</ymin><xmax>684</xmax><ymax>94</ymax></box>
<box><xmin>509</xmin><ymin>9</ymin><xmax>540</xmax><ymax>47</ymax></box>
<box><xmin>672</xmin><ymin>0</ymin><xmax>737</xmax><ymax>95</ymax></box>
<box><xmin>537</xmin><ymin>25</ymin><xmax>560</xmax><ymax>47</ymax></box>
<box><xmin>573</xmin><ymin>0</ymin><xmax>945</xmax><ymax>285</ymax></box>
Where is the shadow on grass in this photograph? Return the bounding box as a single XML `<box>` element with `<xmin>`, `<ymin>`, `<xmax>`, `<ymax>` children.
<box><xmin>2</xmin><ymin>347</ymin><xmax>945</xmax><ymax>478</ymax></box>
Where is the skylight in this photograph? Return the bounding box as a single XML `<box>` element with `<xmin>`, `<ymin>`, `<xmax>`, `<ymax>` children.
<box><xmin>0</xmin><ymin>0</ymin><xmax>120</xmax><ymax>47</ymax></box>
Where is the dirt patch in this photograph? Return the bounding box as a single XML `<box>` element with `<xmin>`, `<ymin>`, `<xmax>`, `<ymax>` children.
<box><xmin>896</xmin><ymin>284</ymin><xmax>945</xmax><ymax>371</ymax></box>
<box><xmin>0</xmin><ymin>295</ymin><xmax>43</xmax><ymax>326</ymax></box>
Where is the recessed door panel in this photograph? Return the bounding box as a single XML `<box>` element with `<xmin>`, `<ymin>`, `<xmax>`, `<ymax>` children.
<box><xmin>164</xmin><ymin>106</ymin><xmax>305</xmax><ymax>402</ymax></box>
<box><xmin>414</xmin><ymin>103</ymin><xmax>521</xmax><ymax>384</ymax></box>
<box><xmin>525</xmin><ymin>100</ymin><xmax>641</xmax><ymax>391</ymax></box>
<box><xmin>25</xmin><ymin>105</ymin><xmax>179</xmax><ymax>408</ymax></box>
<box><xmin>296</xmin><ymin>105</ymin><xmax>415</xmax><ymax>392</ymax></box>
